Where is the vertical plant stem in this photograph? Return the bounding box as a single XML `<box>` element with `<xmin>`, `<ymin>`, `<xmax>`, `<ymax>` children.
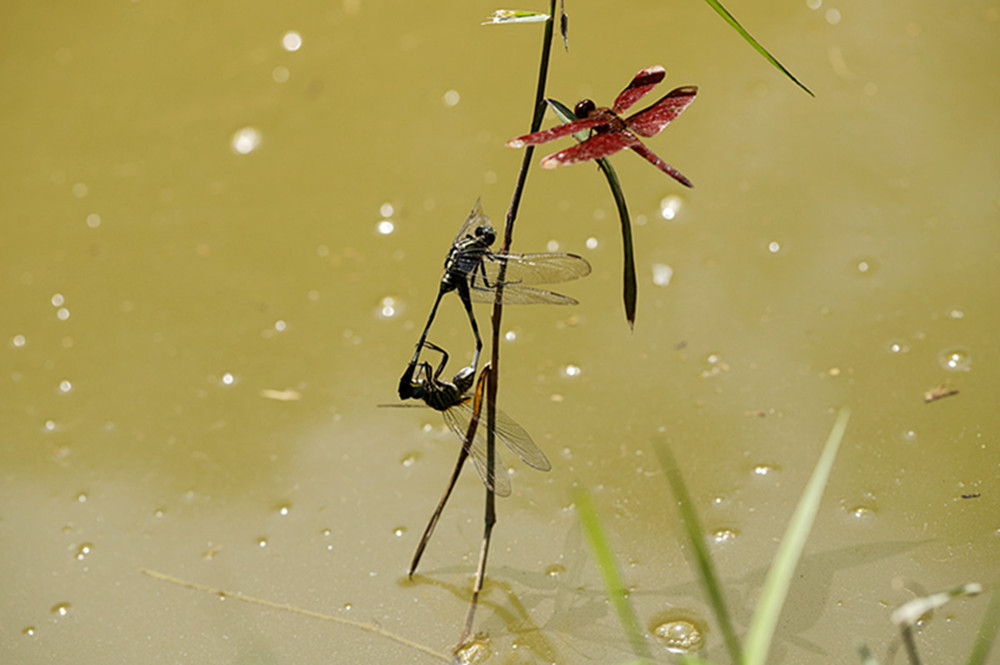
<box><xmin>460</xmin><ymin>0</ymin><xmax>558</xmax><ymax>644</ymax></box>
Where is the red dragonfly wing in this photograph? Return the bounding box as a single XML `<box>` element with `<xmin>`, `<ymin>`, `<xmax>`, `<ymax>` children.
<box><xmin>506</xmin><ymin>115</ymin><xmax>605</xmax><ymax>148</ymax></box>
<box><xmin>626</xmin><ymin>86</ymin><xmax>698</xmax><ymax>138</ymax></box>
<box><xmin>629</xmin><ymin>141</ymin><xmax>693</xmax><ymax>188</ymax></box>
<box><xmin>539</xmin><ymin>130</ymin><xmax>636</xmax><ymax>168</ymax></box>
<box><xmin>612</xmin><ymin>65</ymin><xmax>666</xmax><ymax>114</ymax></box>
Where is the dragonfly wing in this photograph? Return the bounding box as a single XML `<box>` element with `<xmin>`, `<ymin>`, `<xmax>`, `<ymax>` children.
<box><xmin>626</xmin><ymin>86</ymin><xmax>697</xmax><ymax>138</ymax></box>
<box><xmin>452</xmin><ymin>198</ymin><xmax>494</xmax><ymax>246</ymax></box>
<box><xmin>468</xmin><ymin>283</ymin><xmax>579</xmax><ymax>305</ymax></box>
<box><xmin>492</xmin><ymin>408</ymin><xmax>551</xmax><ymax>471</ymax></box>
<box><xmin>480</xmin><ymin>252</ymin><xmax>592</xmax><ymax>285</ymax></box>
<box><xmin>441</xmin><ymin>400</ymin><xmax>510</xmax><ymax>496</ymax></box>
<box><xmin>468</xmin><ymin>416</ymin><xmax>510</xmax><ymax>496</ymax></box>
<box><xmin>540</xmin><ymin>131</ymin><xmax>632</xmax><ymax>168</ymax></box>
<box><xmin>629</xmin><ymin>141</ymin><xmax>693</xmax><ymax>187</ymax></box>
<box><xmin>506</xmin><ymin>116</ymin><xmax>604</xmax><ymax>148</ymax></box>
<box><xmin>612</xmin><ymin>65</ymin><xmax>666</xmax><ymax>114</ymax></box>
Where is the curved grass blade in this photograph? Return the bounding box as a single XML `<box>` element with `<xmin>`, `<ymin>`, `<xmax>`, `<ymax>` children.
<box><xmin>654</xmin><ymin>440</ymin><xmax>743</xmax><ymax>665</ymax></box>
<box><xmin>742</xmin><ymin>407</ymin><xmax>851</xmax><ymax>665</ymax></box>
<box><xmin>574</xmin><ymin>487</ymin><xmax>653</xmax><ymax>662</ymax></box>
<box><xmin>700</xmin><ymin>0</ymin><xmax>814</xmax><ymax>97</ymax></box>
<box><xmin>547</xmin><ymin>97</ymin><xmax>638</xmax><ymax>328</ymax></box>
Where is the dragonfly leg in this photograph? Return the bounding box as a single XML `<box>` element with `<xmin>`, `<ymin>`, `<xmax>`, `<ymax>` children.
<box><xmin>455</xmin><ymin>279</ymin><xmax>483</xmax><ymax>371</ymax></box>
<box><xmin>399</xmin><ymin>288</ymin><xmax>448</xmax><ymax>399</ymax></box>
<box><xmin>419</xmin><ymin>340</ymin><xmax>450</xmax><ymax>381</ymax></box>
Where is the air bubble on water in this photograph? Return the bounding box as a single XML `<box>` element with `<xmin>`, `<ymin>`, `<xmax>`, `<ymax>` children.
<box><xmin>376</xmin><ymin>296</ymin><xmax>400</xmax><ymax>319</ymax></box>
<box><xmin>546</xmin><ymin>239</ymin><xmax>560</xmax><ymax>252</ymax></box>
<box><xmin>545</xmin><ymin>563</ymin><xmax>566</xmax><ymax>578</ymax></box>
<box><xmin>44</xmin><ymin>420</ymin><xmax>58</xmax><ymax>432</ymax></box>
<box><xmin>256</xmin><ymin>537</ymin><xmax>268</xmax><ymax>548</ymax></box>
<box><xmin>946</xmin><ymin>307</ymin><xmax>965</xmax><ymax>320</ymax></box>
<box><xmin>58</xmin><ymin>380</ymin><xmax>73</xmax><ymax>394</ymax></box>
<box><xmin>752</xmin><ymin>463</ymin><xmax>780</xmax><ymax>477</ymax></box>
<box><xmin>57</xmin><ymin>307</ymin><xmax>70</xmax><ymax>321</ymax></box>
<box><xmin>22</xmin><ymin>626</ymin><xmax>35</xmax><ymax>636</ymax></box>
<box><xmin>76</xmin><ymin>492</ymin><xmax>88</xmax><ymax>503</ymax></box>
<box><xmin>393</xmin><ymin>526</ymin><xmax>406</xmax><ymax>537</ymax></box>
<box><xmin>659</xmin><ymin>194</ymin><xmax>684</xmax><ymax>220</ymax></box>
<box><xmin>274</xmin><ymin>320</ymin><xmax>287</xmax><ymax>332</ymax></box>
<box><xmin>700</xmin><ymin>353</ymin><xmax>729</xmax><ymax>378</ymax></box>
<box><xmin>938</xmin><ymin>347</ymin><xmax>971</xmax><ymax>372</ymax></box>
<box><xmin>11</xmin><ymin>334</ymin><xmax>26</xmax><ymax>348</ymax></box>
<box><xmin>504</xmin><ymin>330</ymin><xmax>517</xmax><ymax>342</ymax></box>
<box><xmin>711</xmin><ymin>527</ymin><xmax>739</xmax><ymax>544</ymax></box>
<box><xmin>854</xmin><ymin>256</ymin><xmax>879</xmax><ymax>275</ymax></box>
<box><xmin>75</xmin><ymin>543</ymin><xmax>93</xmax><ymax>561</ymax></box>
<box><xmin>274</xmin><ymin>503</ymin><xmax>291</xmax><ymax>517</ymax></box>
<box><xmin>281</xmin><ymin>31</ymin><xmax>302</xmax><ymax>52</ymax></box>
<box><xmin>585</xmin><ymin>236</ymin><xmax>599</xmax><ymax>249</ymax></box>
<box><xmin>86</xmin><ymin>213</ymin><xmax>101</xmax><ymax>228</ymax></box>
<box><xmin>230</xmin><ymin>127</ymin><xmax>262</xmax><ymax>154</ymax></box>
<box><xmin>652</xmin><ymin>263</ymin><xmax>673</xmax><ymax>286</ymax></box>
<box><xmin>651</xmin><ymin>616</ymin><xmax>705</xmax><ymax>654</ymax></box>
<box><xmin>442</xmin><ymin>90</ymin><xmax>460</xmax><ymax>107</ymax></box>
<box><xmin>401</xmin><ymin>452</ymin><xmax>418</xmax><ymax>467</ymax></box>
<box><xmin>846</xmin><ymin>504</ymin><xmax>877</xmax><ymax>520</ymax></box>
<box><xmin>51</xmin><ymin>603</ymin><xmax>71</xmax><ymax>617</ymax></box>
<box><xmin>886</xmin><ymin>339</ymin><xmax>910</xmax><ymax>354</ymax></box>
<box><xmin>220</xmin><ymin>372</ymin><xmax>237</xmax><ymax>386</ymax></box>
<box><xmin>342</xmin><ymin>603</ymin><xmax>353</xmax><ymax>611</ymax></box>
<box><xmin>561</xmin><ymin>364</ymin><xmax>581</xmax><ymax>378</ymax></box>
<box><xmin>767</xmin><ymin>240</ymin><xmax>781</xmax><ymax>254</ymax></box>
<box><xmin>379</xmin><ymin>202</ymin><xmax>394</xmax><ymax>218</ymax></box>
<box><xmin>902</xmin><ymin>430</ymin><xmax>917</xmax><ymax>442</ymax></box>
<box><xmin>51</xmin><ymin>293</ymin><xmax>65</xmax><ymax>307</ymax></box>
<box><xmin>376</xmin><ymin>219</ymin><xmax>395</xmax><ymax>235</ymax></box>
<box><xmin>454</xmin><ymin>638</ymin><xmax>490</xmax><ymax>664</ymax></box>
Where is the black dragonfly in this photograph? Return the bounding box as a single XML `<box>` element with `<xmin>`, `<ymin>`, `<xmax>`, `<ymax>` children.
<box><xmin>391</xmin><ymin>340</ymin><xmax>551</xmax><ymax>575</ymax></box>
<box><xmin>398</xmin><ymin>199</ymin><xmax>591</xmax><ymax>399</ymax></box>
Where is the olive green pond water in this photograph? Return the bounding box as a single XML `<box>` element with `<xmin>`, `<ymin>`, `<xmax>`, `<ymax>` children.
<box><xmin>2</xmin><ymin>1</ymin><xmax>998</xmax><ymax>664</ymax></box>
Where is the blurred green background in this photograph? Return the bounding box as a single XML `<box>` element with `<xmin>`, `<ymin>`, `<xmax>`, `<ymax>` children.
<box><xmin>2</xmin><ymin>1</ymin><xmax>997</xmax><ymax>663</ymax></box>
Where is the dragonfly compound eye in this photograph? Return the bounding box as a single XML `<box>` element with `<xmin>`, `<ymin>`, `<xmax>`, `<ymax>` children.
<box><xmin>475</xmin><ymin>226</ymin><xmax>496</xmax><ymax>245</ymax></box>
<box><xmin>574</xmin><ymin>99</ymin><xmax>596</xmax><ymax>118</ymax></box>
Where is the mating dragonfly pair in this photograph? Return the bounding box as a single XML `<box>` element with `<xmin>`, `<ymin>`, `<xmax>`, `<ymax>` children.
<box><xmin>393</xmin><ymin>199</ymin><xmax>591</xmax><ymax>574</ymax></box>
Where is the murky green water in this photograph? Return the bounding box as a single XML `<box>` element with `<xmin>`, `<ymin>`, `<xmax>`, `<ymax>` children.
<box><xmin>3</xmin><ymin>1</ymin><xmax>998</xmax><ymax>663</ymax></box>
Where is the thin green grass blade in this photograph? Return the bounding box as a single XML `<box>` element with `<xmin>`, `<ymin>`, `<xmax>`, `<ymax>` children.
<box><xmin>742</xmin><ymin>407</ymin><xmax>851</xmax><ymax>665</ymax></box>
<box><xmin>654</xmin><ymin>442</ymin><xmax>743</xmax><ymax>664</ymax></box>
<box><xmin>574</xmin><ymin>487</ymin><xmax>653</xmax><ymax>661</ymax></box>
<box><xmin>545</xmin><ymin>98</ymin><xmax>637</xmax><ymax>329</ymax></box>
<box><xmin>700</xmin><ymin>0</ymin><xmax>814</xmax><ymax>97</ymax></box>
<box><xmin>968</xmin><ymin>584</ymin><xmax>1000</xmax><ymax>665</ymax></box>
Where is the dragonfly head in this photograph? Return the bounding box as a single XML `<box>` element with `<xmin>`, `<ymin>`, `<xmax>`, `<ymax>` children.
<box><xmin>574</xmin><ymin>99</ymin><xmax>597</xmax><ymax>119</ymax></box>
<box><xmin>474</xmin><ymin>225</ymin><xmax>496</xmax><ymax>247</ymax></box>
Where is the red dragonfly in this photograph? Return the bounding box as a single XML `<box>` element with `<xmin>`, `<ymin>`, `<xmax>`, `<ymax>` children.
<box><xmin>506</xmin><ymin>65</ymin><xmax>697</xmax><ymax>187</ymax></box>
